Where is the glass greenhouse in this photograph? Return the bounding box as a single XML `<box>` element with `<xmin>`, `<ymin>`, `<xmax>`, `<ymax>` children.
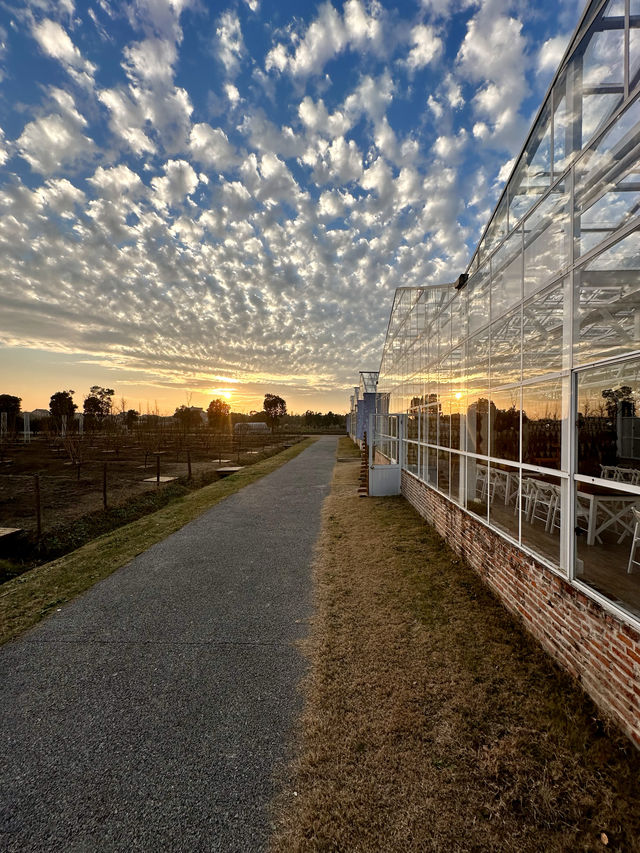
<box><xmin>376</xmin><ymin>0</ymin><xmax>640</xmax><ymax>625</ymax></box>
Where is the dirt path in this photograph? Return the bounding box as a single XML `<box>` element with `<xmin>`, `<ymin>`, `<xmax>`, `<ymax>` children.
<box><xmin>271</xmin><ymin>439</ymin><xmax>640</xmax><ymax>853</ymax></box>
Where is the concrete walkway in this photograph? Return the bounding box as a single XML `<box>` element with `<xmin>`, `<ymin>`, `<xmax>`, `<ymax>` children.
<box><xmin>0</xmin><ymin>436</ymin><xmax>338</xmax><ymax>852</ymax></box>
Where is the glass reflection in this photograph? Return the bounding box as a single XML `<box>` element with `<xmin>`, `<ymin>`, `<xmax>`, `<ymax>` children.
<box><xmin>490</xmin><ymin>389</ymin><xmax>521</xmax><ymax>462</ymax></box>
<box><xmin>491</xmin><ymin>228</ymin><xmax>522</xmax><ymax>318</ymax></box>
<box><xmin>522</xmin><ymin>380</ymin><xmax>563</xmax><ymax>470</ymax></box>
<box><xmin>488</xmin><ymin>462</ymin><xmax>520</xmax><ymax>541</ymax></box>
<box><xmin>523</xmin><ymin>189</ymin><xmax>569</xmax><ymax>298</ymax></box>
<box><xmin>522</xmin><ymin>282</ymin><xmax>566</xmax><ymax>380</ymax></box>
<box><xmin>577</xmin><ymin>357</ymin><xmax>640</xmax><ymax>477</ymax></box>
<box><xmin>575</xmin><ymin>229</ymin><xmax>640</xmax><ymax>364</ymax></box>
<box><xmin>467</xmin><ymin>392</ymin><xmax>490</xmax><ymax>457</ymax></box>
<box><xmin>438</xmin><ymin>450</ymin><xmax>450</xmax><ymax>497</ymax></box>
<box><xmin>521</xmin><ymin>472</ymin><xmax>562</xmax><ymax>567</ymax></box>
<box><xmin>490</xmin><ymin>309</ymin><xmax>521</xmax><ymax>388</ymax></box>
<box><xmin>467</xmin><ymin>264</ymin><xmax>490</xmax><ymax>334</ymax></box>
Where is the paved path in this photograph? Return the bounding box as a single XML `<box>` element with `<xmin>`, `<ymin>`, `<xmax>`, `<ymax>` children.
<box><xmin>0</xmin><ymin>436</ymin><xmax>338</xmax><ymax>852</ymax></box>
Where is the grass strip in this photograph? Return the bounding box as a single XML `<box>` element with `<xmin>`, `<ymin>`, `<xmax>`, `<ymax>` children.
<box><xmin>271</xmin><ymin>436</ymin><xmax>640</xmax><ymax>853</ymax></box>
<box><xmin>0</xmin><ymin>438</ymin><xmax>314</xmax><ymax>646</ymax></box>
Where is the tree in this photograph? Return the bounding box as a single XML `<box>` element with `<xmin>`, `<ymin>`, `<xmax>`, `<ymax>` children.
<box><xmin>0</xmin><ymin>394</ymin><xmax>21</xmax><ymax>431</ymax></box>
<box><xmin>83</xmin><ymin>386</ymin><xmax>114</xmax><ymax>428</ymax></box>
<box><xmin>125</xmin><ymin>409</ymin><xmax>139</xmax><ymax>430</ymax></box>
<box><xmin>263</xmin><ymin>394</ymin><xmax>287</xmax><ymax>432</ymax></box>
<box><xmin>49</xmin><ymin>390</ymin><xmax>77</xmax><ymax>429</ymax></box>
<box><xmin>207</xmin><ymin>398</ymin><xmax>231</xmax><ymax>431</ymax></box>
<box><xmin>174</xmin><ymin>405</ymin><xmax>203</xmax><ymax>432</ymax></box>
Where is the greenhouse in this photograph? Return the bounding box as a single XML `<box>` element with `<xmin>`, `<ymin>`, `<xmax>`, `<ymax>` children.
<box><xmin>370</xmin><ymin>0</ymin><xmax>640</xmax><ymax>744</ymax></box>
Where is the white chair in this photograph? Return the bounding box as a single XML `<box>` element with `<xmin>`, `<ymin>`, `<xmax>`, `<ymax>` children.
<box><xmin>487</xmin><ymin>468</ymin><xmax>508</xmax><ymax>504</ymax></box>
<box><xmin>476</xmin><ymin>464</ymin><xmax>488</xmax><ymax>500</ymax></box>
<box><xmin>547</xmin><ymin>485</ymin><xmax>562</xmax><ymax>534</ymax></box>
<box><xmin>529</xmin><ymin>481</ymin><xmax>558</xmax><ymax>532</ymax></box>
<box><xmin>627</xmin><ymin>507</ymin><xmax>640</xmax><ymax>574</ymax></box>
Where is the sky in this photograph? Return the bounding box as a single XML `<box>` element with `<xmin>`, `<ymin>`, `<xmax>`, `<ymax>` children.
<box><xmin>0</xmin><ymin>0</ymin><xmax>585</xmax><ymax>415</ymax></box>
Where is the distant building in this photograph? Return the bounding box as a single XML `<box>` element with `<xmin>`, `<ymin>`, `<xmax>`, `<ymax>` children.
<box><xmin>234</xmin><ymin>421</ymin><xmax>270</xmax><ymax>434</ymax></box>
<box><xmin>347</xmin><ymin>371</ymin><xmax>381</xmax><ymax>446</ymax></box>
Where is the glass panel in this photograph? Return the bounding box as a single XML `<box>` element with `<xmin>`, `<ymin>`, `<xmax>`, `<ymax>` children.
<box><xmin>427</xmin><ymin>403</ymin><xmax>438</xmax><ymax>444</ymax></box>
<box><xmin>491</xmin><ymin>228</ymin><xmax>522</xmax><ymax>319</ymax></box>
<box><xmin>522</xmin><ymin>379</ymin><xmax>563</xmax><ymax>471</ymax></box>
<box><xmin>437</xmin><ymin>449</ymin><xmax>450</xmax><ymax>497</ymax></box>
<box><xmin>407</xmin><ymin>412</ymin><xmax>419</xmax><ymax>440</ymax></box>
<box><xmin>490</xmin><ymin>388</ymin><xmax>521</xmax><ymax>462</ymax></box>
<box><xmin>552</xmin><ymin>72</ymin><xmax>579</xmax><ymax>176</ymax></box>
<box><xmin>466</xmin><ymin>330</ymin><xmax>490</xmax><ymax>390</ymax></box>
<box><xmin>522</xmin><ymin>282</ymin><xmax>567</xmax><ymax>381</ymax></box>
<box><xmin>521</xmin><ymin>472</ymin><xmax>562</xmax><ymax>567</ymax></box>
<box><xmin>523</xmin><ymin>186</ymin><xmax>570</xmax><ymax>299</ymax></box>
<box><xmin>575</xmin><ymin>229</ymin><xmax>640</xmax><ymax>365</ymax></box>
<box><xmin>438</xmin><ymin>303</ymin><xmax>451</xmax><ymax>358</ymax></box>
<box><xmin>466</xmin><ymin>458</ymin><xmax>488</xmax><ymax>520</ymax></box>
<box><xmin>575</xmin><ymin>483</ymin><xmax>640</xmax><ymax>620</ymax></box>
<box><xmin>577</xmin><ymin>357</ymin><xmax>640</xmax><ymax>478</ymax></box>
<box><xmin>575</xmin><ymin>95</ymin><xmax>640</xmax><ymax>195</ymax></box>
<box><xmin>508</xmin><ymin>109</ymin><xmax>551</xmax><ymax>225</ymax></box>
<box><xmin>406</xmin><ymin>440</ymin><xmax>419</xmax><ymax>475</ymax></box>
<box><xmin>484</xmin><ymin>195</ymin><xmax>508</xmax><ymax>255</ymax></box>
<box><xmin>575</xmin><ymin>97</ymin><xmax>640</xmax><ymax>258</ymax></box>
<box><xmin>488</xmin><ymin>462</ymin><xmax>521</xmax><ymax>541</ymax></box>
<box><xmin>490</xmin><ymin>308</ymin><xmax>521</xmax><ymax>388</ymax></box>
<box><xmin>467</xmin><ymin>263</ymin><xmax>490</xmax><ymax>334</ymax></box>
<box><xmin>450</xmin><ymin>452</ymin><xmax>461</xmax><ymax>503</ymax></box>
<box><xmin>580</xmin><ymin>22</ymin><xmax>625</xmax><ymax>146</ymax></box>
<box><xmin>450</xmin><ymin>346</ymin><xmax>465</xmax><ymax>452</ymax></box>
<box><xmin>467</xmin><ymin>391</ymin><xmax>490</xmax><ymax>457</ymax></box>
<box><xmin>631</xmin><ymin>24</ymin><xmax>640</xmax><ymax>93</ymax></box>
<box><xmin>438</xmin><ymin>395</ymin><xmax>451</xmax><ymax>448</ymax></box>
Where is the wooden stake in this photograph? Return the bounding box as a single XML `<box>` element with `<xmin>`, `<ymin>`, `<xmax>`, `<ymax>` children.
<box><xmin>187</xmin><ymin>449</ymin><xmax>192</xmax><ymax>481</ymax></box>
<box><xmin>103</xmin><ymin>462</ymin><xmax>107</xmax><ymax>510</ymax></box>
<box><xmin>34</xmin><ymin>473</ymin><xmax>41</xmax><ymax>539</ymax></box>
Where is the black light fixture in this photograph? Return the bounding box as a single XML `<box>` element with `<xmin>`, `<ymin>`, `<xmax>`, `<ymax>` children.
<box><xmin>455</xmin><ymin>273</ymin><xmax>469</xmax><ymax>290</ymax></box>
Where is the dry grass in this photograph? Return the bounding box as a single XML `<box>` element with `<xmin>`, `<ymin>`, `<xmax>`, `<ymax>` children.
<box><xmin>0</xmin><ymin>438</ymin><xmax>314</xmax><ymax>646</ymax></box>
<box><xmin>271</xmin><ymin>437</ymin><xmax>640</xmax><ymax>853</ymax></box>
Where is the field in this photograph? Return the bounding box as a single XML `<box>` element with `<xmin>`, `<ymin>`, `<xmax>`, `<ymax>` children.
<box><xmin>0</xmin><ymin>426</ymin><xmax>298</xmax><ymax>571</ymax></box>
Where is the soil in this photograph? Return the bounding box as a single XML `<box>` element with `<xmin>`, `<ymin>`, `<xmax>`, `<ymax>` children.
<box><xmin>0</xmin><ymin>429</ymin><xmax>287</xmax><ymax>537</ymax></box>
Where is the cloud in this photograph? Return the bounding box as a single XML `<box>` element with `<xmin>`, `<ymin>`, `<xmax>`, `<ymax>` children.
<box><xmin>123</xmin><ymin>36</ymin><xmax>177</xmax><ymax>85</ymax></box>
<box><xmin>189</xmin><ymin>123</ymin><xmax>238</xmax><ymax>172</ymax></box>
<box><xmin>32</xmin><ymin>18</ymin><xmax>96</xmax><ymax>87</ymax></box>
<box><xmin>88</xmin><ymin>164</ymin><xmax>145</xmax><ymax>199</ymax></box>
<box><xmin>216</xmin><ymin>10</ymin><xmax>244</xmax><ymax>76</ymax></box>
<box><xmin>457</xmin><ymin>5</ymin><xmax>529</xmax><ymax>149</ymax></box>
<box><xmin>151</xmin><ymin>159</ymin><xmax>199</xmax><ymax>209</ymax></box>
<box><xmin>17</xmin><ymin>89</ymin><xmax>95</xmax><ymax>174</ymax></box>
<box><xmin>266</xmin><ymin>0</ymin><xmax>385</xmax><ymax>77</ymax></box>
<box><xmin>537</xmin><ymin>33</ymin><xmax>570</xmax><ymax>76</ymax></box>
<box><xmin>407</xmin><ymin>24</ymin><xmax>443</xmax><ymax>70</ymax></box>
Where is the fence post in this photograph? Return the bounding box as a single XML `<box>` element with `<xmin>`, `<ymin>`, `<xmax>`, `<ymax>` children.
<box><xmin>187</xmin><ymin>449</ymin><xmax>192</xmax><ymax>481</ymax></box>
<box><xmin>34</xmin><ymin>473</ymin><xmax>41</xmax><ymax>539</ymax></box>
<box><xmin>156</xmin><ymin>453</ymin><xmax>161</xmax><ymax>485</ymax></box>
<box><xmin>103</xmin><ymin>462</ymin><xmax>108</xmax><ymax>510</ymax></box>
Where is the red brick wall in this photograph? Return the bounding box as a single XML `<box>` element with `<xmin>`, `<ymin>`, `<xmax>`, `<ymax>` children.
<box><xmin>401</xmin><ymin>470</ymin><xmax>640</xmax><ymax>749</ymax></box>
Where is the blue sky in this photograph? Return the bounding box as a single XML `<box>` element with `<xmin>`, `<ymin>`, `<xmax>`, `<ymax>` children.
<box><xmin>0</xmin><ymin>0</ymin><xmax>584</xmax><ymax>414</ymax></box>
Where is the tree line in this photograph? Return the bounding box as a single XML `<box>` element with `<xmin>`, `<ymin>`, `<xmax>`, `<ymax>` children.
<box><xmin>0</xmin><ymin>389</ymin><xmax>345</xmax><ymax>434</ymax></box>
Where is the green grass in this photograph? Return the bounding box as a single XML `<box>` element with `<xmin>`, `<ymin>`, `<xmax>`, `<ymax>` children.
<box><xmin>0</xmin><ymin>438</ymin><xmax>314</xmax><ymax>646</ymax></box>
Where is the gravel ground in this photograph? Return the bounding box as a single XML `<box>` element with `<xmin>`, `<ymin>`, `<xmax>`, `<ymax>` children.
<box><xmin>0</xmin><ymin>435</ymin><xmax>337</xmax><ymax>852</ymax></box>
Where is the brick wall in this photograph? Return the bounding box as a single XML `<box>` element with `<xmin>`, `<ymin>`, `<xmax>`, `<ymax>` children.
<box><xmin>401</xmin><ymin>470</ymin><xmax>640</xmax><ymax>749</ymax></box>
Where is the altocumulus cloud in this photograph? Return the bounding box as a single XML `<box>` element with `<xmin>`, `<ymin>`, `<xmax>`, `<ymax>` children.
<box><xmin>0</xmin><ymin>0</ymin><xmax>582</xmax><ymax>402</ymax></box>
